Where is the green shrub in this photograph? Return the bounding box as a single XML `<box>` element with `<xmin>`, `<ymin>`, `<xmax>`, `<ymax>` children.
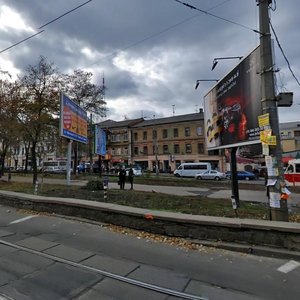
<box><xmin>85</xmin><ymin>180</ymin><xmax>104</xmax><ymax>191</ymax></box>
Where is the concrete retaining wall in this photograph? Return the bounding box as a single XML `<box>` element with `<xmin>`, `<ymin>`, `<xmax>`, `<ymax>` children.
<box><xmin>1</xmin><ymin>191</ymin><xmax>300</xmax><ymax>252</ymax></box>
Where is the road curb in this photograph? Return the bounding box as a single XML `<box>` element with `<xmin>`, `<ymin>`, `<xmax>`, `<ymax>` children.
<box><xmin>1</xmin><ymin>190</ymin><xmax>300</xmax><ymax>257</ymax></box>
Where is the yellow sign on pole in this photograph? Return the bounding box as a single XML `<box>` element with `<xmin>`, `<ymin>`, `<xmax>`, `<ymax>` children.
<box><xmin>260</xmin><ymin>129</ymin><xmax>277</xmax><ymax>145</ymax></box>
<box><xmin>258</xmin><ymin>113</ymin><xmax>270</xmax><ymax>127</ymax></box>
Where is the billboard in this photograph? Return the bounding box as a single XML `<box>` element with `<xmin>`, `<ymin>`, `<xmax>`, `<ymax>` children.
<box><xmin>204</xmin><ymin>46</ymin><xmax>262</xmax><ymax>150</ymax></box>
<box><xmin>60</xmin><ymin>93</ymin><xmax>88</xmax><ymax>144</ymax></box>
<box><xmin>94</xmin><ymin>125</ymin><xmax>106</xmax><ymax>155</ymax></box>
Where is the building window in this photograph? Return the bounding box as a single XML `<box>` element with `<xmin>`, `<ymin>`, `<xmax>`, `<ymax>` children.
<box><xmin>134</xmin><ymin>132</ymin><xmax>138</xmax><ymax>140</ymax></box>
<box><xmin>143</xmin><ymin>146</ymin><xmax>148</xmax><ymax>155</ymax></box>
<box><xmin>196</xmin><ymin>127</ymin><xmax>203</xmax><ymax>136</ymax></box>
<box><xmin>153</xmin><ymin>130</ymin><xmax>157</xmax><ymax>139</ymax></box>
<box><xmin>123</xmin><ymin>133</ymin><xmax>128</xmax><ymax>141</ymax></box>
<box><xmin>111</xmin><ymin>133</ymin><xmax>121</xmax><ymax>141</ymax></box>
<box><xmin>174</xmin><ymin>144</ymin><xmax>180</xmax><ymax>154</ymax></box>
<box><xmin>163</xmin><ymin>129</ymin><xmax>168</xmax><ymax>139</ymax></box>
<box><xmin>198</xmin><ymin>143</ymin><xmax>204</xmax><ymax>154</ymax></box>
<box><xmin>185</xmin><ymin>127</ymin><xmax>191</xmax><ymax>137</ymax></box>
<box><xmin>134</xmin><ymin>147</ymin><xmax>138</xmax><ymax>155</ymax></box>
<box><xmin>163</xmin><ymin>145</ymin><xmax>169</xmax><ymax>154</ymax></box>
<box><xmin>295</xmin><ymin>131</ymin><xmax>300</xmax><ymax>137</ymax></box>
<box><xmin>185</xmin><ymin>143</ymin><xmax>192</xmax><ymax>153</ymax></box>
<box><xmin>173</xmin><ymin>128</ymin><xmax>178</xmax><ymax>138</ymax></box>
<box><xmin>143</xmin><ymin>131</ymin><xmax>147</xmax><ymax>140</ymax></box>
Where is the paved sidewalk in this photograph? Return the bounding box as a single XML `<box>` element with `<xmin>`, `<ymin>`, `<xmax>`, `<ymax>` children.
<box><xmin>2</xmin><ymin>175</ymin><xmax>300</xmax><ymax>206</ymax></box>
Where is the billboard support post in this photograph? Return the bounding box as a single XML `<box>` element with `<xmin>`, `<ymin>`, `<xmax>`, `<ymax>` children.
<box><xmin>230</xmin><ymin>147</ymin><xmax>240</xmax><ymax>209</ymax></box>
<box><xmin>258</xmin><ymin>0</ymin><xmax>288</xmax><ymax>221</ymax></box>
<box><xmin>67</xmin><ymin>139</ymin><xmax>72</xmax><ymax>185</ymax></box>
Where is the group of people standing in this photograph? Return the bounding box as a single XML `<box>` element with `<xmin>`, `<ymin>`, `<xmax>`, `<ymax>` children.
<box><xmin>118</xmin><ymin>167</ymin><xmax>134</xmax><ymax>190</ymax></box>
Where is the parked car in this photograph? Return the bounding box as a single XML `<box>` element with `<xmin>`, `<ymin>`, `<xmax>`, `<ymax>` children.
<box><xmin>125</xmin><ymin>166</ymin><xmax>142</xmax><ymax>176</ymax></box>
<box><xmin>225</xmin><ymin>171</ymin><xmax>256</xmax><ymax>180</ymax></box>
<box><xmin>77</xmin><ymin>163</ymin><xmax>90</xmax><ymax>173</ymax></box>
<box><xmin>195</xmin><ymin>170</ymin><xmax>227</xmax><ymax>181</ymax></box>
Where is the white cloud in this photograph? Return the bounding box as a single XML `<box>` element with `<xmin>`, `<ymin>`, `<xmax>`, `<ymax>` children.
<box><xmin>0</xmin><ymin>5</ymin><xmax>34</xmax><ymax>32</ymax></box>
<box><xmin>113</xmin><ymin>51</ymin><xmax>166</xmax><ymax>83</ymax></box>
<box><xmin>0</xmin><ymin>57</ymin><xmax>20</xmax><ymax>80</ymax></box>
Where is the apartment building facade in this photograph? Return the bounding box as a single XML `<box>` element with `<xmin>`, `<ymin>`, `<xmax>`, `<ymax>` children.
<box><xmin>99</xmin><ymin>118</ymin><xmax>144</xmax><ymax>168</ymax></box>
<box><xmin>130</xmin><ymin>112</ymin><xmax>224</xmax><ymax>172</ymax></box>
<box><xmin>97</xmin><ymin>112</ymin><xmax>224</xmax><ymax>172</ymax></box>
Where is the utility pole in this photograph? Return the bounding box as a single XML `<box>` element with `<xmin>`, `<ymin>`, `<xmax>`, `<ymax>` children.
<box><xmin>258</xmin><ymin>0</ymin><xmax>289</xmax><ymax>221</ymax></box>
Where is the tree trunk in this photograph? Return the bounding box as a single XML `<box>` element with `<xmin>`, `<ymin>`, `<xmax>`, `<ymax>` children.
<box><xmin>31</xmin><ymin>142</ymin><xmax>38</xmax><ymax>184</ymax></box>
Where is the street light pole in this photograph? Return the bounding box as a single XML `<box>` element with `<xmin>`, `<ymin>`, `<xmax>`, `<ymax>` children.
<box><xmin>258</xmin><ymin>0</ymin><xmax>288</xmax><ymax>221</ymax></box>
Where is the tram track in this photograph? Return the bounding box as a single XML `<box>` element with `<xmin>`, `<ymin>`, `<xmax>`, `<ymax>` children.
<box><xmin>0</xmin><ymin>239</ymin><xmax>207</xmax><ymax>300</ymax></box>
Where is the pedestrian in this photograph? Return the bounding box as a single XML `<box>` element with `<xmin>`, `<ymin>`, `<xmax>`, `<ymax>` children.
<box><xmin>118</xmin><ymin>167</ymin><xmax>126</xmax><ymax>190</ymax></box>
<box><xmin>128</xmin><ymin>167</ymin><xmax>134</xmax><ymax>190</ymax></box>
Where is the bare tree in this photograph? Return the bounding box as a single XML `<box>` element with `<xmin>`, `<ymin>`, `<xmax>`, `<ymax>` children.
<box><xmin>17</xmin><ymin>56</ymin><xmax>60</xmax><ymax>184</ymax></box>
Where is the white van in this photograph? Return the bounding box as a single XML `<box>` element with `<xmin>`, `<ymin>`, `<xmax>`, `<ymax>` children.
<box><xmin>43</xmin><ymin>161</ymin><xmax>67</xmax><ymax>173</ymax></box>
<box><xmin>174</xmin><ymin>162</ymin><xmax>212</xmax><ymax>177</ymax></box>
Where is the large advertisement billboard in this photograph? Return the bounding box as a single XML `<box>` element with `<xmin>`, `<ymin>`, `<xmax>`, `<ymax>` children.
<box><xmin>60</xmin><ymin>93</ymin><xmax>88</xmax><ymax>144</ymax></box>
<box><xmin>204</xmin><ymin>46</ymin><xmax>262</xmax><ymax>150</ymax></box>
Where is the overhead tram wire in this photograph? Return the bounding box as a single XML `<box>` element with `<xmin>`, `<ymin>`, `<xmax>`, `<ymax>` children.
<box><xmin>173</xmin><ymin>0</ymin><xmax>261</xmax><ymax>34</ymax></box>
<box><xmin>269</xmin><ymin>20</ymin><xmax>300</xmax><ymax>87</ymax></box>
<box><xmin>38</xmin><ymin>0</ymin><xmax>92</xmax><ymax>29</ymax></box>
<box><xmin>0</xmin><ymin>0</ymin><xmax>92</xmax><ymax>54</ymax></box>
<box><xmin>83</xmin><ymin>0</ymin><xmax>232</xmax><ymax>69</ymax></box>
<box><xmin>0</xmin><ymin>30</ymin><xmax>44</xmax><ymax>54</ymax></box>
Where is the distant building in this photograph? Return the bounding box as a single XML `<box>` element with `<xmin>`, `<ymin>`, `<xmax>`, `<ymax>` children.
<box><xmin>280</xmin><ymin>121</ymin><xmax>300</xmax><ymax>160</ymax></box>
<box><xmin>97</xmin><ymin>112</ymin><xmax>224</xmax><ymax>172</ymax></box>
<box><xmin>98</xmin><ymin>118</ymin><xmax>144</xmax><ymax>168</ymax></box>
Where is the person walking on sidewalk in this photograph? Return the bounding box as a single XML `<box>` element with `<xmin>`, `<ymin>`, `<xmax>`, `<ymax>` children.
<box><xmin>119</xmin><ymin>167</ymin><xmax>126</xmax><ymax>190</ymax></box>
<box><xmin>128</xmin><ymin>167</ymin><xmax>134</xmax><ymax>190</ymax></box>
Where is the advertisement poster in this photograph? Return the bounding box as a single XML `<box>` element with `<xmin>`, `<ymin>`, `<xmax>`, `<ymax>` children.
<box><xmin>204</xmin><ymin>46</ymin><xmax>262</xmax><ymax>150</ymax></box>
<box><xmin>94</xmin><ymin>125</ymin><xmax>106</xmax><ymax>155</ymax></box>
<box><xmin>60</xmin><ymin>93</ymin><xmax>88</xmax><ymax>144</ymax></box>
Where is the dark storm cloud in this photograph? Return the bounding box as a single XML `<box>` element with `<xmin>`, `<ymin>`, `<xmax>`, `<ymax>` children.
<box><xmin>1</xmin><ymin>0</ymin><xmax>299</xmax><ymax>121</ymax></box>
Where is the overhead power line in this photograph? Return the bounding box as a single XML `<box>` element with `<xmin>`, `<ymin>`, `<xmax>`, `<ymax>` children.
<box><xmin>0</xmin><ymin>30</ymin><xmax>44</xmax><ymax>54</ymax></box>
<box><xmin>84</xmin><ymin>0</ymin><xmax>232</xmax><ymax>68</ymax></box>
<box><xmin>269</xmin><ymin>20</ymin><xmax>300</xmax><ymax>87</ymax></box>
<box><xmin>173</xmin><ymin>0</ymin><xmax>260</xmax><ymax>34</ymax></box>
<box><xmin>0</xmin><ymin>0</ymin><xmax>92</xmax><ymax>54</ymax></box>
<box><xmin>38</xmin><ymin>0</ymin><xmax>92</xmax><ymax>29</ymax></box>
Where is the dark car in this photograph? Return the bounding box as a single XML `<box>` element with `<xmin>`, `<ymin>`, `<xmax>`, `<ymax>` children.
<box><xmin>225</xmin><ymin>171</ymin><xmax>256</xmax><ymax>180</ymax></box>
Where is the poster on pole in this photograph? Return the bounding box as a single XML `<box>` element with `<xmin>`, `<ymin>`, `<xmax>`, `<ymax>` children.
<box><xmin>204</xmin><ymin>46</ymin><xmax>262</xmax><ymax>150</ymax></box>
<box><xmin>60</xmin><ymin>93</ymin><xmax>88</xmax><ymax>144</ymax></box>
<box><xmin>94</xmin><ymin>125</ymin><xmax>106</xmax><ymax>155</ymax></box>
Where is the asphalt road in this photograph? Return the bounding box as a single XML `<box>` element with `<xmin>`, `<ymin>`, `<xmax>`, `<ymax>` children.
<box><xmin>0</xmin><ymin>205</ymin><xmax>299</xmax><ymax>299</ymax></box>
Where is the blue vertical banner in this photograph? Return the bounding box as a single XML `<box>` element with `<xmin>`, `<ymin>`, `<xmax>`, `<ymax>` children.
<box><xmin>94</xmin><ymin>125</ymin><xmax>106</xmax><ymax>155</ymax></box>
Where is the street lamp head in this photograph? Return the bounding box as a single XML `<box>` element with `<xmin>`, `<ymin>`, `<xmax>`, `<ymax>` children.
<box><xmin>211</xmin><ymin>59</ymin><xmax>218</xmax><ymax>71</ymax></box>
<box><xmin>211</xmin><ymin>56</ymin><xmax>243</xmax><ymax>71</ymax></box>
<box><xmin>195</xmin><ymin>79</ymin><xmax>219</xmax><ymax>90</ymax></box>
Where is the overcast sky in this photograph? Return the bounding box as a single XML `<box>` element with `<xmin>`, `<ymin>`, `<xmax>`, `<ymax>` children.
<box><xmin>0</xmin><ymin>0</ymin><xmax>299</xmax><ymax>123</ymax></box>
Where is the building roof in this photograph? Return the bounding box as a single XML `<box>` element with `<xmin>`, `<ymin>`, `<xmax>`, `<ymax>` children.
<box><xmin>98</xmin><ymin>118</ymin><xmax>144</xmax><ymax>129</ymax></box>
<box><xmin>131</xmin><ymin>112</ymin><xmax>203</xmax><ymax>128</ymax></box>
<box><xmin>280</xmin><ymin>121</ymin><xmax>300</xmax><ymax>130</ymax></box>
